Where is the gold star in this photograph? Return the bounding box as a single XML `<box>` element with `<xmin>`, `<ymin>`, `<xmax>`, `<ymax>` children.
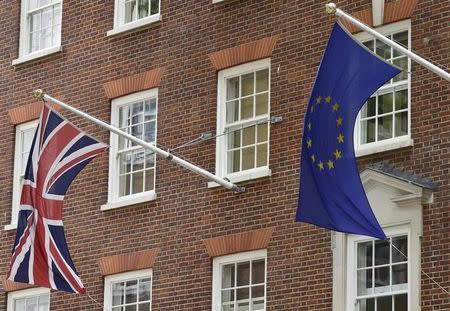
<box><xmin>337</xmin><ymin>134</ymin><xmax>344</xmax><ymax>143</ymax></box>
<box><xmin>311</xmin><ymin>154</ymin><xmax>316</xmax><ymax>162</ymax></box>
<box><xmin>318</xmin><ymin>161</ymin><xmax>324</xmax><ymax>170</ymax></box>
<box><xmin>316</xmin><ymin>96</ymin><xmax>322</xmax><ymax>104</ymax></box>
<box><xmin>332</xmin><ymin>103</ymin><xmax>340</xmax><ymax>111</ymax></box>
<box><xmin>327</xmin><ymin>160</ymin><xmax>334</xmax><ymax>170</ymax></box>
<box><xmin>336</xmin><ymin>116</ymin><xmax>343</xmax><ymax>126</ymax></box>
<box><xmin>307</xmin><ymin>139</ymin><xmax>312</xmax><ymax>148</ymax></box>
<box><xmin>334</xmin><ymin>149</ymin><xmax>342</xmax><ymax>160</ymax></box>
<box><xmin>310</xmin><ymin>105</ymin><xmax>314</xmax><ymax>113</ymax></box>
<box><xmin>307</xmin><ymin>122</ymin><xmax>312</xmax><ymax>131</ymax></box>
<box><xmin>325</xmin><ymin>96</ymin><xmax>331</xmax><ymax>103</ymax></box>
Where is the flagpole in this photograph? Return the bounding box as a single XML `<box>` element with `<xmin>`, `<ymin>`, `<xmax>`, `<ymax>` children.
<box><xmin>33</xmin><ymin>90</ymin><xmax>245</xmax><ymax>193</ymax></box>
<box><xmin>325</xmin><ymin>3</ymin><xmax>450</xmax><ymax>82</ymax></box>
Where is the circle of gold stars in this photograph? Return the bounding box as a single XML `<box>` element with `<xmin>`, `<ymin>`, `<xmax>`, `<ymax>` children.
<box><xmin>307</xmin><ymin>95</ymin><xmax>344</xmax><ymax>171</ymax></box>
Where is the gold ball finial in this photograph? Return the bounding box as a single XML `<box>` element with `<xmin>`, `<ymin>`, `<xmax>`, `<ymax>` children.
<box><xmin>33</xmin><ymin>89</ymin><xmax>45</xmax><ymax>100</ymax></box>
<box><xmin>325</xmin><ymin>3</ymin><xmax>337</xmax><ymax>15</ymax></box>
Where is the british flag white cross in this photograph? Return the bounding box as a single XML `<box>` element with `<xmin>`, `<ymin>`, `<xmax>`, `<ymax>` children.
<box><xmin>7</xmin><ymin>104</ymin><xmax>107</xmax><ymax>294</ymax></box>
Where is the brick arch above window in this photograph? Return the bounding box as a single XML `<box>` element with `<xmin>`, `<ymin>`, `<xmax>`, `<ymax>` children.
<box><xmin>8</xmin><ymin>101</ymin><xmax>62</xmax><ymax>125</ymax></box>
<box><xmin>342</xmin><ymin>0</ymin><xmax>417</xmax><ymax>33</ymax></box>
<box><xmin>102</xmin><ymin>68</ymin><xmax>166</xmax><ymax>100</ymax></box>
<box><xmin>208</xmin><ymin>36</ymin><xmax>279</xmax><ymax>71</ymax></box>
<box><xmin>203</xmin><ymin>227</ymin><xmax>275</xmax><ymax>258</ymax></box>
<box><xmin>1</xmin><ymin>277</ymin><xmax>35</xmax><ymax>292</ymax></box>
<box><xmin>97</xmin><ymin>248</ymin><xmax>160</xmax><ymax>276</ymax></box>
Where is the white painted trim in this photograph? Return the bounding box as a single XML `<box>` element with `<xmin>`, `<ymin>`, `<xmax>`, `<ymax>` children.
<box><xmin>7</xmin><ymin>287</ymin><xmax>50</xmax><ymax>311</ymax></box>
<box><xmin>12</xmin><ymin>46</ymin><xmax>63</xmax><ymax>66</ymax></box>
<box><xmin>372</xmin><ymin>0</ymin><xmax>385</xmax><ymax>27</ymax></box>
<box><xmin>107</xmin><ymin>14</ymin><xmax>162</xmax><ymax>37</ymax></box>
<box><xmin>216</xmin><ymin>58</ymin><xmax>271</xmax><ymax>181</ymax></box>
<box><xmin>101</xmin><ymin>190</ymin><xmax>156</xmax><ymax>211</ymax></box>
<box><xmin>6</xmin><ymin>120</ymin><xmax>38</xmax><ymax>231</ymax></box>
<box><xmin>105</xmin><ymin>89</ymin><xmax>158</xmax><ymax>210</ymax></box>
<box><xmin>104</xmin><ymin>269</ymin><xmax>152</xmax><ymax>311</ymax></box>
<box><xmin>356</xmin><ymin>137</ymin><xmax>413</xmax><ymax>157</ymax></box>
<box><xmin>212</xmin><ymin>249</ymin><xmax>267</xmax><ymax>311</ymax></box>
<box><xmin>207</xmin><ymin>166</ymin><xmax>271</xmax><ymax>188</ymax></box>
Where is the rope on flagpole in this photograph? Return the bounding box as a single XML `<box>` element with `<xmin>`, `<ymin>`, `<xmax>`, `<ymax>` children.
<box><xmin>325</xmin><ymin>3</ymin><xmax>450</xmax><ymax>82</ymax></box>
<box><xmin>390</xmin><ymin>242</ymin><xmax>450</xmax><ymax>296</ymax></box>
<box><xmin>87</xmin><ymin>292</ymin><xmax>109</xmax><ymax>310</ymax></box>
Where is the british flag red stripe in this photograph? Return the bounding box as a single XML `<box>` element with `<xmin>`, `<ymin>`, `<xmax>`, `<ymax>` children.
<box><xmin>7</xmin><ymin>104</ymin><xmax>107</xmax><ymax>294</ymax></box>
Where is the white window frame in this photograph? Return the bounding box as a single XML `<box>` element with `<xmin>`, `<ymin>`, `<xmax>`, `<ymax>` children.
<box><xmin>103</xmin><ymin>269</ymin><xmax>153</xmax><ymax>311</ymax></box>
<box><xmin>107</xmin><ymin>0</ymin><xmax>162</xmax><ymax>37</ymax></box>
<box><xmin>101</xmin><ymin>89</ymin><xmax>158</xmax><ymax>211</ymax></box>
<box><xmin>7</xmin><ymin>287</ymin><xmax>50</xmax><ymax>311</ymax></box>
<box><xmin>346</xmin><ymin>226</ymin><xmax>411</xmax><ymax>311</ymax></box>
<box><xmin>210</xmin><ymin>58</ymin><xmax>271</xmax><ymax>188</ymax></box>
<box><xmin>13</xmin><ymin>0</ymin><xmax>63</xmax><ymax>66</ymax></box>
<box><xmin>354</xmin><ymin>20</ymin><xmax>413</xmax><ymax>157</ymax></box>
<box><xmin>5</xmin><ymin>120</ymin><xmax>38</xmax><ymax>231</ymax></box>
<box><xmin>212</xmin><ymin>249</ymin><xmax>267</xmax><ymax>311</ymax></box>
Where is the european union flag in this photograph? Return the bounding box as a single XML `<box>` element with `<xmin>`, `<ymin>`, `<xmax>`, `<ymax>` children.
<box><xmin>296</xmin><ymin>23</ymin><xmax>401</xmax><ymax>240</ymax></box>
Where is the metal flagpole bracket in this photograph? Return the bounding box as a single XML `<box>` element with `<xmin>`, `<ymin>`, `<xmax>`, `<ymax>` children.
<box><xmin>325</xmin><ymin>2</ymin><xmax>337</xmax><ymax>15</ymax></box>
<box><xmin>33</xmin><ymin>89</ymin><xmax>45</xmax><ymax>100</ymax></box>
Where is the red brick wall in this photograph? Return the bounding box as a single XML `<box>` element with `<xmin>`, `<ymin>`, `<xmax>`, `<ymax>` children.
<box><xmin>0</xmin><ymin>0</ymin><xmax>447</xmax><ymax>310</ymax></box>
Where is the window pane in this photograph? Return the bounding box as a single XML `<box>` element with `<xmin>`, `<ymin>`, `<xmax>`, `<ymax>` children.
<box><xmin>376</xmin><ymin>40</ymin><xmax>391</xmax><ymax>60</ymax></box>
<box><xmin>112</xmin><ymin>282</ymin><xmax>124</xmax><ymax>306</ymax></box>
<box><xmin>222</xmin><ymin>264</ymin><xmax>235</xmax><ymax>288</ymax></box>
<box><xmin>255</xmin><ymin>69</ymin><xmax>269</xmax><ymax>93</ymax></box>
<box><xmin>26</xmin><ymin>296</ymin><xmax>38</xmax><ymax>311</ymax></box>
<box><xmin>132</xmin><ymin>171</ymin><xmax>144</xmax><ymax>194</ymax></box>
<box><xmin>15</xmin><ymin>298</ymin><xmax>26</xmax><ymax>311</ymax></box>
<box><xmin>125</xmin><ymin>306</ymin><xmax>136</xmax><ymax>311</ymax></box>
<box><xmin>252</xmin><ymin>300</ymin><xmax>265</xmax><ymax>310</ymax></box>
<box><xmin>144</xmin><ymin>122</ymin><xmax>155</xmax><ymax>143</ymax></box>
<box><xmin>29</xmin><ymin>0</ymin><xmax>39</xmax><ymax>11</ymax></box>
<box><xmin>228</xmin><ymin>131</ymin><xmax>241</xmax><ymax>150</ymax></box>
<box><xmin>251</xmin><ymin>285</ymin><xmax>264</xmax><ymax>298</ymax></box>
<box><xmin>120</xmin><ymin>153</ymin><xmax>132</xmax><ymax>174</ymax></box>
<box><xmin>363</xmin><ymin>40</ymin><xmax>374</xmax><ymax>52</ymax></box>
<box><xmin>357</xmin><ymin>269</ymin><xmax>372</xmax><ymax>295</ymax></box>
<box><xmin>222</xmin><ymin>305</ymin><xmax>233</xmax><ymax>311</ymax></box>
<box><xmin>221</xmin><ymin>289</ymin><xmax>234</xmax><ymax>303</ymax></box>
<box><xmin>394</xmin><ymin>112</ymin><xmax>408</xmax><ymax>137</ymax></box>
<box><xmin>227</xmin><ymin>150</ymin><xmax>240</xmax><ymax>173</ymax></box>
<box><xmin>227</xmin><ymin>77</ymin><xmax>239</xmax><ymax>100</ymax></box>
<box><xmin>139</xmin><ymin>303</ymin><xmax>150</xmax><ymax>311</ymax></box>
<box><xmin>150</xmin><ymin>0</ymin><xmax>159</xmax><ymax>15</ymax></box>
<box><xmin>138</xmin><ymin>0</ymin><xmax>148</xmax><ymax>19</ymax></box>
<box><xmin>236</xmin><ymin>288</ymin><xmax>249</xmax><ymax>300</ymax></box>
<box><xmin>144</xmin><ymin>99</ymin><xmax>157</xmax><ymax>120</ymax></box>
<box><xmin>394</xmin><ymin>294</ymin><xmax>407</xmax><ymax>310</ymax></box>
<box><xmin>38</xmin><ymin>294</ymin><xmax>49</xmax><ymax>311</ymax></box>
<box><xmin>357</xmin><ymin>241</ymin><xmax>372</xmax><ymax>268</ymax></box>
<box><xmin>375</xmin><ymin>240</ymin><xmax>390</xmax><ymax>265</ymax></box>
<box><xmin>255</xmin><ymin>93</ymin><xmax>268</xmax><ymax>116</ymax></box>
<box><xmin>378</xmin><ymin>93</ymin><xmax>393</xmax><ymax>114</ymax></box>
<box><xmin>39</xmin><ymin>0</ymin><xmax>51</xmax><ymax>6</ymax></box>
<box><xmin>125</xmin><ymin>0</ymin><xmax>137</xmax><ymax>23</ymax></box>
<box><xmin>237</xmin><ymin>302</ymin><xmax>249</xmax><ymax>311</ymax></box>
<box><xmin>237</xmin><ymin>262</ymin><xmax>250</xmax><ymax>286</ymax></box>
<box><xmin>30</xmin><ymin>12</ymin><xmax>41</xmax><ymax>32</ymax></box>
<box><xmin>256</xmin><ymin>144</ymin><xmax>267</xmax><ymax>168</ymax></box>
<box><xmin>241</xmin><ymin>73</ymin><xmax>254</xmax><ymax>97</ymax></box>
<box><xmin>257</xmin><ymin>123</ymin><xmax>268</xmax><ymax>143</ymax></box>
<box><xmin>133</xmin><ymin>150</ymin><xmax>145</xmax><ymax>171</ymax></box>
<box><xmin>40</xmin><ymin>27</ymin><xmax>52</xmax><ymax>49</ymax></box>
<box><xmin>30</xmin><ymin>32</ymin><xmax>40</xmax><ymax>52</ymax></box>
<box><xmin>359</xmin><ymin>298</ymin><xmax>375</xmax><ymax>311</ymax></box>
<box><xmin>119</xmin><ymin>174</ymin><xmax>131</xmax><ymax>196</ymax></box>
<box><xmin>112</xmin><ymin>307</ymin><xmax>122</xmax><ymax>311</ymax></box>
<box><xmin>378</xmin><ymin>115</ymin><xmax>393</xmax><ymax>141</ymax></box>
<box><xmin>392</xmin><ymin>264</ymin><xmax>407</xmax><ymax>285</ymax></box>
<box><xmin>226</xmin><ymin>100</ymin><xmax>239</xmax><ymax>123</ymax></box>
<box><xmin>145</xmin><ymin>167</ymin><xmax>154</xmax><ymax>191</ymax></box>
<box><xmin>361</xmin><ymin>97</ymin><xmax>376</xmax><ymax>118</ymax></box>
<box><xmin>52</xmin><ymin>23</ymin><xmax>61</xmax><ymax>46</ymax></box>
<box><xmin>252</xmin><ymin>260</ymin><xmax>265</xmax><ymax>284</ymax></box>
<box><xmin>241</xmin><ymin>147</ymin><xmax>255</xmax><ymax>171</ymax></box>
<box><xmin>393</xmin><ymin>31</ymin><xmax>408</xmax><ymax>57</ymax></box>
<box><xmin>241</xmin><ymin>96</ymin><xmax>254</xmax><ymax>120</ymax></box>
<box><xmin>392</xmin><ymin>236</ymin><xmax>407</xmax><ymax>262</ymax></box>
<box><xmin>125</xmin><ymin>280</ymin><xmax>138</xmax><ymax>304</ymax></box>
<box><xmin>393</xmin><ymin>57</ymin><xmax>408</xmax><ymax>82</ymax></box>
<box><xmin>374</xmin><ymin>266</ymin><xmax>390</xmax><ymax>289</ymax></box>
<box><xmin>242</xmin><ymin>127</ymin><xmax>255</xmax><ymax>146</ymax></box>
<box><xmin>395</xmin><ymin>89</ymin><xmax>408</xmax><ymax>111</ymax></box>
<box><xmin>360</xmin><ymin>119</ymin><xmax>375</xmax><ymax>144</ymax></box>
<box><xmin>41</xmin><ymin>7</ymin><xmax>52</xmax><ymax>28</ymax></box>
<box><xmin>377</xmin><ymin>296</ymin><xmax>392</xmax><ymax>311</ymax></box>
<box><xmin>139</xmin><ymin>278</ymin><xmax>151</xmax><ymax>302</ymax></box>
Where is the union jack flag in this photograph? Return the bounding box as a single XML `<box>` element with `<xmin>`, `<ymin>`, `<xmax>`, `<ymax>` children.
<box><xmin>7</xmin><ymin>104</ymin><xmax>107</xmax><ymax>294</ymax></box>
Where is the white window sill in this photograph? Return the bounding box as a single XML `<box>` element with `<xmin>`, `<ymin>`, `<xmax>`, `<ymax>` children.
<box><xmin>101</xmin><ymin>191</ymin><xmax>156</xmax><ymax>211</ymax></box>
<box><xmin>12</xmin><ymin>46</ymin><xmax>62</xmax><ymax>66</ymax></box>
<box><xmin>107</xmin><ymin>15</ymin><xmax>162</xmax><ymax>37</ymax></box>
<box><xmin>208</xmin><ymin>167</ymin><xmax>271</xmax><ymax>188</ymax></box>
<box><xmin>4</xmin><ymin>223</ymin><xmax>17</xmax><ymax>231</ymax></box>
<box><xmin>356</xmin><ymin>137</ymin><xmax>413</xmax><ymax>157</ymax></box>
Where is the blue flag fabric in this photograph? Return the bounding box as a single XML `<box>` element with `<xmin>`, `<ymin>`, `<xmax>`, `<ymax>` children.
<box><xmin>296</xmin><ymin>23</ymin><xmax>401</xmax><ymax>240</ymax></box>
